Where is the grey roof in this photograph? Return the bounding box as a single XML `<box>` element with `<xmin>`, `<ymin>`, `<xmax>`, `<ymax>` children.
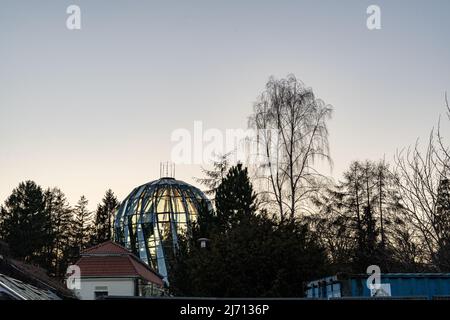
<box><xmin>0</xmin><ymin>273</ymin><xmax>61</xmax><ymax>300</ymax></box>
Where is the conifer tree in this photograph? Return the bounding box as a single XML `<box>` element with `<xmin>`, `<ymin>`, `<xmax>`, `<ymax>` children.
<box><xmin>93</xmin><ymin>189</ymin><xmax>119</xmax><ymax>244</ymax></box>
<box><xmin>0</xmin><ymin>181</ymin><xmax>49</xmax><ymax>264</ymax></box>
<box><xmin>71</xmin><ymin>196</ymin><xmax>93</xmax><ymax>256</ymax></box>
<box><xmin>195</xmin><ymin>152</ymin><xmax>232</xmax><ymax>198</ymax></box>
<box><xmin>215</xmin><ymin>163</ymin><xmax>257</xmax><ymax>229</ymax></box>
<box><xmin>170</xmin><ymin>164</ymin><xmax>328</xmax><ymax>297</ymax></box>
<box><xmin>44</xmin><ymin>187</ymin><xmax>73</xmax><ymax>276</ymax></box>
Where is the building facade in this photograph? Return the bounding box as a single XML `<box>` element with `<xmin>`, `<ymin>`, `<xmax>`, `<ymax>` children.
<box><xmin>74</xmin><ymin>241</ymin><xmax>164</xmax><ymax>300</ymax></box>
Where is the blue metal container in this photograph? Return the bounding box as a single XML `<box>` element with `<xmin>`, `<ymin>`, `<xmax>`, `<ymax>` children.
<box><xmin>306</xmin><ymin>273</ymin><xmax>450</xmax><ymax>299</ymax></box>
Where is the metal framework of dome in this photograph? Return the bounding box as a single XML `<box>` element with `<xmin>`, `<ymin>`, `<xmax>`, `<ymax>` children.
<box><xmin>114</xmin><ymin>177</ymin><xmax>212</xmax><ymax>282</ymax></box>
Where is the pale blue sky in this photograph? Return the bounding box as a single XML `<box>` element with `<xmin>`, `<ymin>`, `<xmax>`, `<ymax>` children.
<box><xmin>1</xmin><ymin>0</ymin><xmax>449</xmax><ymax>208</ymax></box>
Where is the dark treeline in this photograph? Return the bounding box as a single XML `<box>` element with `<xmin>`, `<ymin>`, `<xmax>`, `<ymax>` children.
<box><xmin>247</xmin><ymin>75</ymin><xmax>450</xmax><ymax>274</ymax></box>
<box><xmin>0</xmin><ymin>74</ymin><xmax>449</xmax><ymax>296</ymax></box>
<box><xmin>169</xmin><ymin>159</ymin><xmax>450</xmax><ymax>297</ymax></box>
<box><xmin>0</xmin><ymin>184</ymin><xmax>119</xmax><ymax>277</ymax></box>
<box><xmin>169</xmin><ymin>163</ymin><xmax>328</xmax><ymax>297</ymax></box>
<box><xmin>310</xmin><ymin>160</ymin><xmax>423</xmax><ymax>273</ymax></box>
<box><xmin>169</xmin><ymin>75</ymin><xmax>450</xmax><ymax>297</ymax></box>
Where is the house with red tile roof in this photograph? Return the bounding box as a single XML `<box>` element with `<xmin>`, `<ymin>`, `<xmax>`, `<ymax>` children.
<box><xmin>73</xmin><ymin>241</ymin><xmax>165</xmax><ymax>300</ymax></box>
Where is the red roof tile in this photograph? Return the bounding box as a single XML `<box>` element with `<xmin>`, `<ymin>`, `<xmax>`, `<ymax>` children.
<box><xmin>81</xmin><ymin>240</ymin><xmax>131</xmax><ymax>255</ymax></box>
<box><xmin>75</xmin><ymin>241</ymin><xmax>164</xmax><ymax>287</ymax></box>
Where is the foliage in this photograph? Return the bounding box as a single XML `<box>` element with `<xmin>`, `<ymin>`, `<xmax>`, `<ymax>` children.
<box><xmin>0</xmin><ymin>182</ymin><xmax>115</xmax><ymax>278</ymax></box>
<box><xmin>0</xmin><ymin>181</ymin><xmax>49</xmax><ymax>265</ymax></box>
<box><xmin>195</xmin><ymin>152</ymin><xmax>232</xmax><ymax>198</ymax></box>
<box><xmin>92</xmin><ymin>189</ymin><xmax>120</xmax><ymax>245</ymax></box>
<box><xmin>310</xmin><ymin>160</ymin><xmax>416</xmax><ymax>273</ymax></box>
<box><xmin>70</xmin><ymin>196</ymin><xmax>93</xmax><ymax>259</ymax></box>
<box><xmin>169</xmin><ymin>164</ymin><xmax>328</xmax><ymax>297</ymax></box>
<box><xmin>43</xmin><ymin>187</ymin><xmax>73</xmax><ymax>276</ymax></box>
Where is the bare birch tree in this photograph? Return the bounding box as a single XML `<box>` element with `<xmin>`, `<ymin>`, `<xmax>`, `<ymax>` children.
<box><xmin>249</xmin><ymin>75</ymin><xmax>332</xmax><ymax>220</ymax></box>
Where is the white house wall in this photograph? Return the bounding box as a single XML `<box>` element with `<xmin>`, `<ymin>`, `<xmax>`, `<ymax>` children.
<box><xmin>75</xmin><ymin>278</ymin><xmax>135</xmax><ymax>300</ymax></box>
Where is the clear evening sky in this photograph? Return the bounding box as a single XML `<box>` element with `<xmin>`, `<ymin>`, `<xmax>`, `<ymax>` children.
<box><xmin>1</xmin><ymin>0</ymin><xmax>449</xmax><ymax>209</ymax></box>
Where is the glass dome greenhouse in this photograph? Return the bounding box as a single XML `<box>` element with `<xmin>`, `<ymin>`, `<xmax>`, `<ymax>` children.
<box><xmin>114</xmin><ymin>177</ymin><xmax>212</xmax><ymax>282</ymax></box>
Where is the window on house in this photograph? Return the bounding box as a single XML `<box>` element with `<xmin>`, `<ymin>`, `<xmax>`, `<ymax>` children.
<box><xmin>94</xmin><ymin>286</ymin><xmax>108</xmax><ymax>299</ymax></box>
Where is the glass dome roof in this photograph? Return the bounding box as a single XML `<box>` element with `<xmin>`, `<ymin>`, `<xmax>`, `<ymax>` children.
<box><xmin>114</xmin><ymin>177</ymin><xmax>212</xmax><ymax>282</ymax></box>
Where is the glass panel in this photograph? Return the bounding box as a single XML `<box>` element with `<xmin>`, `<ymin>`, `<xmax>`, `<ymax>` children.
<box><xmin>114</xmin><ymin>179</ymin><xmax>212</xmax><ymax>281</ymax></box>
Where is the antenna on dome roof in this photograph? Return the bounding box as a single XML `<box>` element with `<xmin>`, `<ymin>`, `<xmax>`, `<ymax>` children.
<box><xmin>160</xmin><ymin>161</ymin><xmax>175</xmax><ymax>178</ymax></box>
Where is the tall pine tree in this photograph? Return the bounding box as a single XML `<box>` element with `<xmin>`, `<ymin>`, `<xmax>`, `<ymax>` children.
<box><xmin>44</xmin><ymin>187</ymin><xmax>73</xmax><ymax>276</ymax></box>
<box><xmin>170</xmin><ymin>164</ymin><xmax>327</xmax><ymax>297</ymax></box>
<box><xmin>195</xmin><ymin>152</ymin><xmax>232</xmax><ymax>197</ymax></box>
<box><xmin>215</xmin><ymin>163</ymin><xmax>257</xmax><ymax>229</ymax></box>
<box><xmin>0</xmin><ymin>181</ymin><xmax>50</xmax><ymax>264</ymax></box>
<box><xmin>71</xmin><ymin>195</ymin><xmax>93</xmax><ymax>258</ymax></box>
<box><xmin>93</xmin><ymin>189</ymin><xmax>119</xmax><ymax>244</ymax></box>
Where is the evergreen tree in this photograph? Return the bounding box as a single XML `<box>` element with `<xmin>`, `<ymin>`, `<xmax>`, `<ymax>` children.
<box><xmin>195</xmin><ymin>152</ymin><xmax>232</xmax><ymax>197</ymax></box>
<box><xmin>93</xmin><ymin>189</ymin><xmax>119</xmax><ymax>244</ymax></box>
<box><xmin>312</xmin><ymin>160</ymin><xmax>401</xmax><ymax>273</ymax></box>
<box><xmin>215</xmin><ymin>163</ymin><xmax>257</xmax><ymax>229</ymax></box>
<box><xmin>169</xmin><ymin>164</ymin><xmax>328</xmax><ymax>297</ymax></box>
<box><xmin>71</xmin><ymin>195</ymin><xmax>93</xmax><ymax>258</ymax></box>
<box><xmin>44</xmin><ymin>187</ymin><xmax>73</xmax><ymax>276</ymax></box>
<box><xmin>0</xmin><ymin>181</ymin><xmax>50</xmax><ymax>264</ymax></box>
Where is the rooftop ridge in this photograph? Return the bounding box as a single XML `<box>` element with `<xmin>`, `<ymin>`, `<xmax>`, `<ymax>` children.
<box><xmin>81</xmin><ymin>240</ymin><xmax>131</xmax><ymax>255</ymax></box>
